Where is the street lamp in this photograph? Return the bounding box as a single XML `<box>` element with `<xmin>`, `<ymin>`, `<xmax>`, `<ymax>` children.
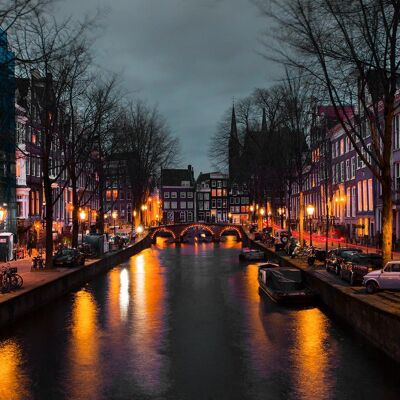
<box><xmin>277</xmin><ymin>207</ymin><xmax>285</xmax><ymax>229</ymax></box>
<box><xmin>228</xmin><ymin>212</ymin><xmax>232</xmax><ymax>223</ymax></box>
<box><xmin>306</xmin><ymin>204</ymin><xmax>315</xmax><ymax>246</ymax></box>
<box><xmin>0</xmin><ymin>206</ymin><xmax>6</xmax><ymax>225</ymax></box>
<box><xmin>112</xmin><ymin>210</ymin><xmax>118</xmax><ymax>235</ymax></box>
<box><xmin>249</xmin><ymin>205</ymin><xmax>255</xmax><ymax>223</ymax></box>
<box><xmin>79</xmin><ymin>209</ymin><xmax>87</xmax><ymax>246</ymax></box>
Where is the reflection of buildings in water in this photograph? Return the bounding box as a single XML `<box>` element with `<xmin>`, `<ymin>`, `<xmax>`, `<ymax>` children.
<box><xmin>130</xmin><ymin>250</ymin><xmax>168</xmax><ymax>395</ymax></box>
<box><xmin>291</xmin><ymin>309</ymin><xmax>335</xmax><ymax>399</ymax></box>
<box><xmin>67</xmin><ymin>289</ymin><xmax>101</xmax><ymax>400</ymax></box>
<box><xmin>232</xmin><ymin>264</ymin><xmax>282</xmax><ymax>378</ymax></box>
<box><xmin>0</xmin><ymin>340</ymin><xmax>30</xmax><ymax>400</ymax></box>
<box><xmin>220</xmin><ymin>234</ymin><xmax>241</xmax><ymax>248</ymax></box>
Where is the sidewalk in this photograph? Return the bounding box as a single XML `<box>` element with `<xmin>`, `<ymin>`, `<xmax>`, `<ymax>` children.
<box><xmin>0</xmin><ymin>256</ymin><xmax>100</xmax><ymax>304</ymax></box>
<box><xmin>273</xmin><ymin>224</ymin><xmax>400</xmax><ymax>257</ymax></box>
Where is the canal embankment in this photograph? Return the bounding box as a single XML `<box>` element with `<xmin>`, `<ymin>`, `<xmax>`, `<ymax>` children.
<box><xmin>0</xmin><ymin>235</ymin><xmax>151</xmax><ymax>329</ymax></box>
<box><xmin>249</xmin><ymin>237</ymin><xmax>400</xmax><ymax>364</ymax></box>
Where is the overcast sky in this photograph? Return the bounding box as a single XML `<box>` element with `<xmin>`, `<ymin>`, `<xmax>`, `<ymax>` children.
<box><xmin>59</xmin><ymin>0</ymin><xmax>280</xmax><ymax>174</ymax></box>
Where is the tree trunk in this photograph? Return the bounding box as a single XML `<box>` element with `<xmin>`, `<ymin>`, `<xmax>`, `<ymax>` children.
<box><xmin>299</xmin><ymin>191</ymin><xmax>304</xmax><ymax>245</ymax></box>
<box><xmin>97</xmin><ymin>156</ymin><xmax>105</xmax><ymax>235</ymax></box>
<box><xmin>43</xmin><ymin>179</ymin><xmax>53</xmax><ymax>268</ymax></box>
<box><xmin>71</xmin><ymin>170</ymin><xmax>79</xmax><ymax>248</ymax></box>
<box><xmin>287</xmin><ymin>185</ymin><xmax>292</xmax><ymax>236</ymax></box>
<box><xmin>381</xmin><ymin>171</ymin><xmax>393</xmax><ymax>265</ymax></box>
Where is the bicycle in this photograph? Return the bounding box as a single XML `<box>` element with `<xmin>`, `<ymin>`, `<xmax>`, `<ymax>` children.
<box><xmin>0</xmin><ymin>264</ymin><xmax>23</xmax><ymax>292</ymax></box>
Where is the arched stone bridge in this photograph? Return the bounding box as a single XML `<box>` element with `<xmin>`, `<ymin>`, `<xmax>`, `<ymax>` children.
<box><xmin>149</xmin><ymin>223</ymin><xmax>248</xmax><ymax>244</ymax></box>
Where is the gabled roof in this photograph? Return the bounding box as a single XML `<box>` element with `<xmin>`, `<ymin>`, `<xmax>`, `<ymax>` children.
<box><xmin>161</xmin><ymin>167</ymin><xmax>194</xmax><ymax>187</ymax></box>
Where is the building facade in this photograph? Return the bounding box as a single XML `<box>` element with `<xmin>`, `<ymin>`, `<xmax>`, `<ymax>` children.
<box><xmin>0</xmin><ymin>29</ymin><xmax>16</xmax><ymax>234</ymax></box>
<box><xmin>161</xmin><ymin>166</ymin><xmax>195</xmax><ymax>224</ymax></box>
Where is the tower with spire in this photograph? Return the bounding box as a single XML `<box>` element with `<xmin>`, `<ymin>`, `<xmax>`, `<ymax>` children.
<box><xmin>228</xmin><ymin>104</ymin><xmax>241</xmax><ymax>184</ymax></box>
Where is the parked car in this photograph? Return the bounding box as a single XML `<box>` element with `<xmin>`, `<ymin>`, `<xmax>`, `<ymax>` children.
<box><xmin>363</xmin><ymin>261</ymin><xmax>400</xmax><ymax>293</ymax></box>
<box><xmin>325</xmin><ymin>248</ymin><xmax>363</xmax><ymax>275</ymax></box>
<box><xmin>53</xmin><ymin>248</ymin><xmax>85</xmax><ymax>267</ymax></box>
<box><xmin>340</xmin><ymin>253</ymin><xmax>382</xmax><ymax>285</ymax></box>
<box><xmin>274</xmin><ymin>229</ymin><xmax>290</xmax><ymax>251</ymax></box>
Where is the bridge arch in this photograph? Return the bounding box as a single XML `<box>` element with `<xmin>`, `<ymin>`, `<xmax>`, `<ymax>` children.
<box><xmin>219</xmin><ymin>225</ymin><xmax>243</xmax><ymax>241</ymax></box>
<box><xmin>151</xmin><ymin>227</ymin><xmax>177</xmax><ymax>242</ymax></box>
<box><xmin>180</xmin><ymin>224</ymin><xmax>215</xmax><ymax>240</ymax></box>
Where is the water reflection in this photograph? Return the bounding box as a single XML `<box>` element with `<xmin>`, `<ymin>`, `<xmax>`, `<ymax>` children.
<box><xmin>119</xmin><ymin>268</ymin><xmax>130</xmax><ymax>321</ymax></box>
<box><xmin>291</xmin><ymin>308</ymin><xmax>335</xmax><ymax>400</ymax></box>
<box><xmin>129</xmin><ymin>249</ymin><xmax>168</xmax><ymax>395</ymax></box>
<box><xmin>67</xmin><ymin>289</ymin><xmax>101</xmax><ymax>400</ymax></box>
<box><xmin>0</xmin><ymin>339</ymin><xmax>29</xmax><ymax>400</ymax></box>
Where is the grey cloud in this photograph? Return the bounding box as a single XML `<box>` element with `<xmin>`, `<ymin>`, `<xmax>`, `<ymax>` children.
<box><xmin>57</xmin><ymin>0</ymin><xmax>280</xmax><ymax>173</ymax></box>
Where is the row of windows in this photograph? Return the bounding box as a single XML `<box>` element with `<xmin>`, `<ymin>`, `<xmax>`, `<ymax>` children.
<box><xmin>164</xmin><ymin>191</ymin><xmax>194</xmax><ymax>199</ymax></box>
<box><xmin>197</xmin><ymin>201</ymin><xmax>210</xmax><ymax>211</ymax></box>
<box><xmin>332</xmin><ymin>136</ymin><xmax>353</xmax><ymax>159</ymax></box>
<box><xmin>211</xmin><ymin>180</ymin><xmax>227</xmax><ymax>188</ymax></box>
<box><xmin>164</xmin><ymin>211</ymin><xmax>194</xmax><ymax>223</ymax></box>
<box><xmin>230</xmin><ymin>206</ymin><xmax>250</xmax><ymax>213</ymax></box>
<box><xmin>106</xmin><ymin>190</ymin><xmax>132</xmax><ymax>201</ymax></box>
<box><xmin>211</xmin><ymin>199</ymin><xmax>227</xmax><ymax>209</ymax></box>
<box><xmin>164</xmin><ymin>201</ymin><xmax>194</xmax><ymax>210</ymax></box>
<box><xmin>229</xmin><ymin>197</ymin><xmax>249</xmax><ymax>205</ymax></box>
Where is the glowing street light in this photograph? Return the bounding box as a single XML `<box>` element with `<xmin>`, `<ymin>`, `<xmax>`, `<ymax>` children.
<box><xmin>112</xmin><ymin>210</ymin><xmax>118</xmax><ymax>235</ymax></box>
<box><xmin>306</xmin><ymin>204</ymin><xmax>315</xmax><ymax>246</ymax></box>
<box><xmin>228</xmin><ymin>212</ymin><xmax>232</xmax><ymax>223</ymax></box>
<box><xmin>137</xmin><ymin>224</ymin><xmax>144</xmax><ymax>235</ymax></box>
<box><xmin>79</xmin><ymin>209</ymin><xmax>87</xmax><ymax>245</ymax></box>
<box><xmin>0</xmin><ymin>207</ymin><xmax>6</xmax><ymax>223</ymax></box>
<box><xmin>277</xmin><ymin>207</ymin><xmax>285</xmax><ymax>229</ymax></box>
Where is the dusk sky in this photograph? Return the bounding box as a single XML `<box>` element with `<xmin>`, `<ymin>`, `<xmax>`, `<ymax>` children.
<box><xmin>59</xmin><ymin>0</ymin><xmax>280</xmax><ymax>174</ymax></box>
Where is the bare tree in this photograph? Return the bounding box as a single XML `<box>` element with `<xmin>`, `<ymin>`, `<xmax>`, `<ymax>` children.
<box><xmin>116</xmin><ymin>101</ymin><xmax>180</xmax><ymax>220</ymax></box>
<box><xmin>0</xmin><ymin>0</ymin><xmax>51</xmax><ymax>33</ymax></box>
<box><xmin>258</xmin><ymin>0</ymin><xmax>400</xmax><ymax>263</ymax></box>
<box><xmin>14</xmin><ymin>11</ymin><xmax>97</xmax><ymax>267</ymax></box>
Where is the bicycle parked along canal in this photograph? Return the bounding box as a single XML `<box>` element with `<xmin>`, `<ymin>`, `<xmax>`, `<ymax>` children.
<box><xmin>0</xmin><ymin>264</ymin><xmax>23</xmax><ymax>293</ymax></box>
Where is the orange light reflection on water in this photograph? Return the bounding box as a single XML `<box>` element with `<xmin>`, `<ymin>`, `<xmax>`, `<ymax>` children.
<box><xmin>129</xmin><ymin>248</ymin><xmax>167</xmax><ymax>393</ymax></box>
<box><xmin>291</xmin><ymin>308</ymin><xmax>334</xmax><ymax>399</ymax></box>
<box><xmin>67</xmin><ymin>289</ymin><xmax>101</xmax><ymax>400</ymax></box>
<box><xmin>0</xmin><ymin>340</ymin><xmax>29</xmax><ymax>400</ymax></box>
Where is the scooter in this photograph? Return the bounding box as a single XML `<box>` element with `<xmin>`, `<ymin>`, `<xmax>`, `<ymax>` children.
<box><xmin>32</xmin><ymin>254</ymin><xmax>44</xmax><ymax>270</ymax></box>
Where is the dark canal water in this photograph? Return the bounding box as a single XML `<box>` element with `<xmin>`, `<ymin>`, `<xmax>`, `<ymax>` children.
<box><xmin>1</xmin><ymin>237</ymin><xmax>400</xmax><ymax>400</ymax></box>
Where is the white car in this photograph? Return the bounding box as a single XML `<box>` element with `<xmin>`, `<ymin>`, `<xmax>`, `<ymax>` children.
<box><xmin>363</xmin><ymin>261</ymin><xmax>400</xmax><ymax>293</ymax></box>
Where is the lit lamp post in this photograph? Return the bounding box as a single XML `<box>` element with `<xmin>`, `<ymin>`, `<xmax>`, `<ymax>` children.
<box><xmin>228</xmin><ymin>212</ymin><xmax>232</xmax><ymax>224</ymax></box>
<box><xmin>259</xmin><ymin>207</ymin><xmax>265</xmax><ymax>231</ymax></box>
<box><xmin>267</xmin><ymin>211</ymin><xmax>272</xmax><ymax>228</ymax></box>
<box><xmin>277</xmin><ymin>207</ymin><xmax>285</xmax><ymax>229</ymax></box>
<box><xmin>141</xmin><ymin>204</ymin><xmax>147</xmax><ymax>226</ymax></box>
<box><xmin>249</xmin><ymin>205</ymin><xmax>255</xmax><ymax>223</ymax></box>
<box><xmin>112</xmin><ymin>210</ymin><xmax>118</xmax><ymax>235</ymax></box>
<box><xmin>0</xmin><ymin>206</ymin><xmax>6</xmax><ymax>227</ymax></box>
<box><xmin>306</xmin><ymin>204</ymin><xmax>315</xmax><ymax>246</ymax></box>
<box><xmin>79</xmin><ymin>209</ymin><xmax>87</xmax><ymax>246</ymax></box>
<box><xmin>132</xmin><ymin>210</ymin><xmax>137</xmax><ymax>232</ymax></box>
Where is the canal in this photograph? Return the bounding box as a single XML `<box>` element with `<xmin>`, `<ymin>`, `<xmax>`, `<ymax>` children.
<box><xmin>0</xmin><ymin>237</ymin><xmax>400</xmax><ymax>400</ymax></box>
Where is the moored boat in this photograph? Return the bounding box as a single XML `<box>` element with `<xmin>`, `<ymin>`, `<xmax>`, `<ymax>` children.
<box><xmin>239</xmin><ymin>248</ymin><xmax>266</xmax><ymax>261</ymax></box>
<box><xmin>258</xmin><ymin>266</ymin><xmax>314</xmax><ymax>305</ymax></box>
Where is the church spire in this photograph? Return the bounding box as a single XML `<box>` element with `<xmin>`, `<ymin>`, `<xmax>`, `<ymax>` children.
<box><xmin>231</xmin><ymin>103</ymin><xmax>238</xmax><ymax>139</ymax></box>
